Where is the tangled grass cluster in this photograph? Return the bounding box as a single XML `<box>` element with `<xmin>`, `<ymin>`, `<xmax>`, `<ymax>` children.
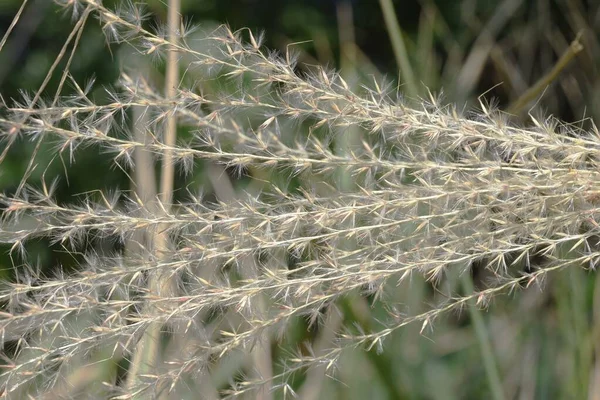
<box><xmin>0</xmin><ymin>0</ymin><xmax>598</xmax><ymax>398</ymax></box>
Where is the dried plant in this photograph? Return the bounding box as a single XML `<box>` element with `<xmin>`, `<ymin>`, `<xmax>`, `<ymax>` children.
<box><xmin>0</xmin><ymin>0</ymin><xmax>598</xmax><ymax>398</ymax></box>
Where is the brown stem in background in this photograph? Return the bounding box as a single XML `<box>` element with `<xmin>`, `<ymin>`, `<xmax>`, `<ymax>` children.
<box><xmin>125</xmin><ymin>0</ymin><xmax>181</xmax><ymax>396</ymax></box>
<box><xmin>507</xmin><ymin>32</ymin><xmax>583</xmax><ymax>116</ymax></box>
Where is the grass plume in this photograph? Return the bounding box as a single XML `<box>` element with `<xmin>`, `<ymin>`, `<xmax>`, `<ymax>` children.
<box><xmin>0</xmin><ymin>0</ymin><xmax>599</xmax><ymax>398</ymax></box>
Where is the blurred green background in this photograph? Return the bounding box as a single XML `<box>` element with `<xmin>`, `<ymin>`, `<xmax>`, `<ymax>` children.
<box><xmin>1</xmin><ymin>0</ymin><xmax>600</xmax><ymax>398</ymax></box>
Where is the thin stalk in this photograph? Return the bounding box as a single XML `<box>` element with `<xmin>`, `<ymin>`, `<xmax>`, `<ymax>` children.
<box><xmin>125</xmin><ymin>0</ymin><xmax>180</xmax><ymax>396</ymax></box>
<box><xmin>0</xmin><ymin>0</ymin><xmax>28</xmax><ymax>53</ymax></box>
<box><xmin>340</xmin><ymin>296</ymin><xmax>407</xmax><ymax>400</ymax></box>
<box><xmin>589</xmin><ymin>268</ymin><xmax>600</xmax><ymax>399</ymax></box>
<box><xmin>378</xmin><ymin>0</ymin><xmax>418</xmax><ymax>98</ymax></box>
<box><xmin>460</xmin><ymin>273</ymin><xmax>505</xmax><ymax>400</ymax></box>
<box><xmin>298</xmin><ymin>5</ymin><xmax>357</xmax><ymax>398</ymax></box>
<box><xmin>507</xmin><ymin>33</ymin><xmax>583</xmax><ymax>115</ymax></box>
